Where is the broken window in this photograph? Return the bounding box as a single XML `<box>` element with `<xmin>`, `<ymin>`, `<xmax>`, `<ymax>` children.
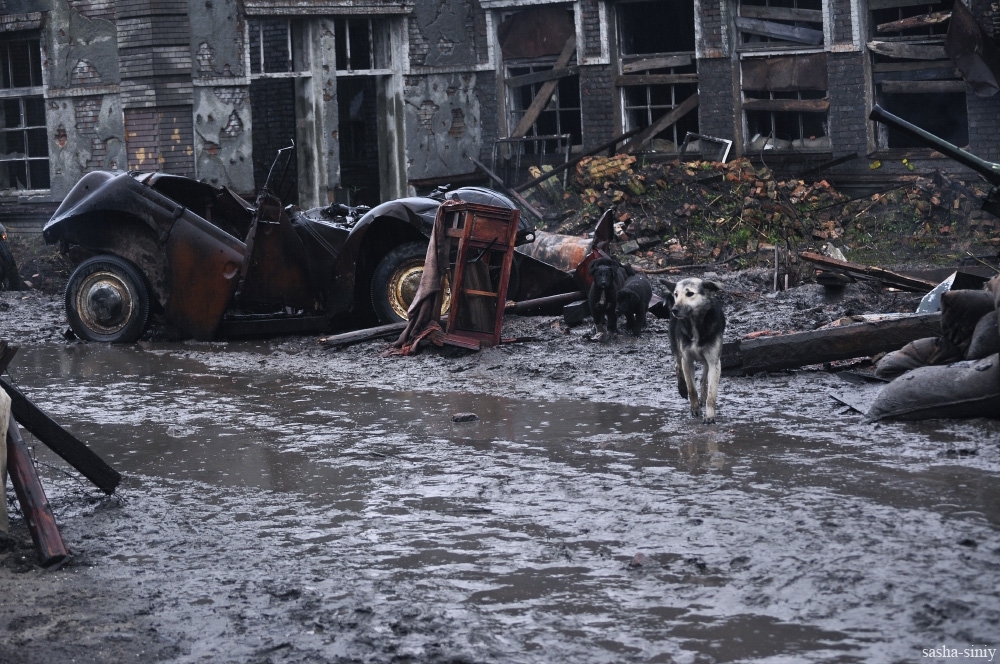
<box><xmin>868</xmin><ymin>0</ymin><xmax>968</xmax><ymax>148</ymax></box>
<box><xmin>499</xmin><ymin>6</ymin><xmax>582</xmax><ymax>155</ymax></box>
<box><xmin>616</xmin><ymin>0</ymin><xmax>699</xmax><ymax>153</ymax></box>
<box><xmin>334</xmin><ymin>17</ymin><xmax>391</xmax><ymax>73</ymax></box>
<box><xmin>741</xmin><ymin>54</ymin><xmax>830</xmax><ymax>151</ymax></box>
<box><xmin>736</xmin><ymin>0</ymin><xmax>825</xmax><ymax>49</ymax></box>
<box><xmin>0</xmin><ymin>34</ymin><xmax>48</xmax><ymax>192</ymax></box>
<box><xmin>248</xmin><ymin>18</ymin><xmax>311</xmax><ymax>201</ymax></box>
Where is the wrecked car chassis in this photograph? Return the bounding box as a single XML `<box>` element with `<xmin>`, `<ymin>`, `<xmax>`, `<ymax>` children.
<box><xmin>43</xmin><ymin>170</ymin><xmax>582</xmax><ymax>343</ymax></box>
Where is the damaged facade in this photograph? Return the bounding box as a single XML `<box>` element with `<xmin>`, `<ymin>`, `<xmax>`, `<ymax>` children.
<box><xmin>2</xmin><ymin>0</ymin><xmax>1000</xmax><ymax>225</ymax></box>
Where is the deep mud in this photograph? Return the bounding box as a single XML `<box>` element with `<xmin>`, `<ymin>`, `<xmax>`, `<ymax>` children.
<box><xmin>2</xmin><ymin>271</ymin><xmax>1000</xmax><ymax>664</ymax></box>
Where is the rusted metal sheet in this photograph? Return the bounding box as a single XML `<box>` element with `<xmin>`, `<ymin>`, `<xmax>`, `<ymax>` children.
<box><xmin>945</xmin><ymin>0</ymin><xmax>1000</xmax><ymax>97</ymax></box>
<box><xmin>237</xmin><ymin>195</ymin><xmax>317</xmax><ymax>310</ymax></box>
<box><xmin>498</xmin><ymin>5</ymin><xmax>575</xmax><ymax>60</ymax></box>
<box><xmin>741</xmin><ymin>53</ymin><xmax>828</xmax><ymax>91</ymax></box>
<box><xmin>164</xmin><ymin>210</ymin><xmax>246</xmax><ymax>340</ymax></box>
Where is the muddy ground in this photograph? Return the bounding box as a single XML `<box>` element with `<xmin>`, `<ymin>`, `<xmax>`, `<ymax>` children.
<box><xmin>2</xmin><ymin>254</ymin><xmax>1000</xmax><ymax>663</ymax></box>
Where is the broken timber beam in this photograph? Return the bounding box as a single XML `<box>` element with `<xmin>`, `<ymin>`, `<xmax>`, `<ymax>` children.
<box><xmin>7</xmin><ymin>413</ymin><xmax>70</xmax><ymax>566</ymax></box>
<box><xmin>0</xmin><ymin>376</ymin><xmax>121</xmax><ymax>494</ymax></box>
<box><xmin>624</xmin><ymin>93</ymin><xmax>700</xmax><ymax>155</ymax></box>
<box><xmin>320</xmin><ymin>322</ymin><xmax>408</xmax><ymax>349</ymax></box>
<box><xmin>799</xmin><ymin>251</ymin><xmax>939</xmax><ymax>292</ymax></box>
<box><xmin>509</xmin><ymin>35</ymin><xmax>577</xmax><ymax>140</ymax></box>
<box><xmin>722</xmin><ymin>312</ymin><xmax>942</xmax><ymax>374</ymax></box>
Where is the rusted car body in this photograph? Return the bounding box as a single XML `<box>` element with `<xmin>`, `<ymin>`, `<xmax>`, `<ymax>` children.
<box><xmin>43</xmin><ymin>167</ymin><xmax>591</xmax><ymax>343</ymax></box>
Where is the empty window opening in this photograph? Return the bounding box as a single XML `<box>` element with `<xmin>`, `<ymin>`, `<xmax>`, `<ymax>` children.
<box><xmin>868</xmin><ymin>0</ymin><xmax>967</xmax><ymax>148</ymax></box>
<box><xmin>617</xmin><ymin>0</ymin><xmax>699</xmax><ymax>153</ymax></box>
<box><xmin>0</xmin><ymin>34</ymin><xmax>48</xmax><ymax>192</ymax></box>
<box><xmin>336</xmin><ymin>76</ymin><xmax>381</xmax><ymax>206</ymax></box>
<box><xmin>335</xmin><ymin>17</ymin><xmax>391</xmax><ymax>73</ymax></box>
<box><xmin>736</xmin><ymin>0</ymin><xmax>825</xmax><ymax>49</ymax></box>
<box><xmin>741</xmin><ymin>54</ymin><xmax>830</xmax><ymax>151</ymax></box>
<box><xmin>249</xmin><ymin>18</ymin><xmax>308</xmax><ymax>75</ymax></box>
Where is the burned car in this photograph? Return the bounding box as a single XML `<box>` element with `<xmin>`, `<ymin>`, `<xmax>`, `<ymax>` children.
<box><xmin>43</xmin><ymin>153</ymin><xmax>587</xmax><ymax>343</ymax></box>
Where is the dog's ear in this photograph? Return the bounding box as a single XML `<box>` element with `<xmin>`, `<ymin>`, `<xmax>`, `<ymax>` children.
<box><xmin>702</xmin><ymin>281</ymin><xmax>723</xmax><ymax>294</ymax></box>
<box><xmin>660</xmin><ymin>280</ymin><xmax>677</xmax><ymax>293</ymax></box>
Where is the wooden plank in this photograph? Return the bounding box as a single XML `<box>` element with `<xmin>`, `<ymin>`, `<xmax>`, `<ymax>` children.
<box><xmin>877</xmin><ymin>10</ymin><xmax>951</xmax><ymax>33</ymax></box>
<box><xmin>505</xmin><ymin>291</ymin><xmax>585</xmax><ymax>315</ymax></box>
<box><xmin>867</xmin><ymin>40</ymin><xmax>947</xmax><ymax>60</ymax></box>
<box><xmin>622</xmin><ymin>54</ymin><xmax>693</xmax><ymax>73</ymax></box>
<box><xmin>799</xmin><ymin>251</ymin><xmax>939</xmax><ymax>291</ymax></box>
<box><xmin>0</xmin><ymin>376</ymin><xmax>121</xmax><ymax>495</ymax></box>
<box><xmin>725</xmin><ymin>313</ymin><xmax>942</xmax><ymax>374</ymax></box>
<box><xmin>509</xmin><ymin>35</ymin><xmax>577</xmax><ymax>140</ymax></box>
<box><xmin>874</xmin><ymin>67</ymin><xmax>957</xmax><ymax>82</ymax></box>
<box><xmin>7</xmin><ymin>414</ymin><xmax>70</xmax><ymax>567</ymax></box>
<box><xmin>873</xmin><ymin>59</ymin><xmax>954</xmax><ymax>72</ymax></box>
<box><xmin>319</xmin><ymin>321</ymin><xmax>407</xmax><ymax>348</ymax></box>
<box><xmin>615</xmin><ymin>74</ymin><xmax>699</xmax><ymax>87</ymax></box>
<box><xmin>740</xmin><ymin>5</ymin><xmax>823</xmax><ymax>24</ymax></box>
<box><xmin>881</xmin><ymin>79</ymin><xmax>967</xmax><ymax>93</ymax></box>
<box><xmin>742</xmin><ymin>98</ymin><xmax>830</xmax><ymax>112</ymax></box>
<box><xmin>624</xmin><ymin>92</ymin><xmax>700</xmax><ymax>154</ymax></box>
<box><xmin>735</xmin><ymin>17</ymin><xmax>824</xmax><ymax>45</ymax></box>
<box><xmin>505</xmin><ymin>66</ymin><xmax>578</xmax><ymax>89</ymax></box>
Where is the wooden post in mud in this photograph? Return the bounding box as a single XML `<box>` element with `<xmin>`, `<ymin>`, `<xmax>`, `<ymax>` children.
<box><xmin>6</xmin><ymin>413</ymin><xmax>69</xmax><ymax>566</ymax></box>
<box><xmin>0</xmin><ymin>376</ymin><xmax>120</xmax><ymax>494</ymax></box>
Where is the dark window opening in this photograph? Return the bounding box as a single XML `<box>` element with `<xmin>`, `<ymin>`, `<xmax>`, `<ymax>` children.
<box><xmin>0</xmin><ymin>34</ymin><xmax>48</xmax><ymax>191</ymax></box>
<box><xmin>618</xmin><ymin>0</ymin><xmax>695</xmax><ymax>54</ymax></box>
<box><xmin>880</xmin><ymin>91</ymin><xmax>968</xmax><ymax>148</ymax></box>
<box><xmin>507</xmin><ymin>63</ymin><xmax>583</xmax><ymax>152</ymax></box>
<box><xmin>335</xmin><ymin>17</ymin><xmax>390</xmax><ymax>72</ymax></box>
<box><xmin>249</xmin><ymin>78</ymin><xmax>298</xmax><ymax>202</ymax></box>
<box><xmin>248</xmin><ymin>18</ymin><xmax>307</xmax><ymax>75</ymax></box>
<box><xmin>336</xmin><ymin>76</ymin><xmax>380</xmax><ymax>206</ymax></box>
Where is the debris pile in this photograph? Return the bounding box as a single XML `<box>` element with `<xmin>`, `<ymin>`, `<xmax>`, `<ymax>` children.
<box><xmin>528</xmin><ymin>155</ymin><xmax>1000</xmax><ymax>275</ymax></box>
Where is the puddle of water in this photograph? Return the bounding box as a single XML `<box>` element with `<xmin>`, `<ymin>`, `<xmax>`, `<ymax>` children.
<box><xmin>6</xmin><ymin>343</ymin><xmax>1000</xmax><ymax>663</ymax></box>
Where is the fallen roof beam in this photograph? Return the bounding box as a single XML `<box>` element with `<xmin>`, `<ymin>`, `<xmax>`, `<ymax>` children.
<box><xmin>799</xmin><ymin>251</ymin><xmax>940</xmax><ymax>292</ymax></box>
<box><xmin>509</xmin><ymin>35</ymin><xmax>577</xmax><ymax>140</ymax></box>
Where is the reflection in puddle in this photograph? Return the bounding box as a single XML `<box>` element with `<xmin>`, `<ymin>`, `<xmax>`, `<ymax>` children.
<box><xmin>6</xmin><ymin>343</ymin><xmax>1000</xmax><ymax>663</ymax></box>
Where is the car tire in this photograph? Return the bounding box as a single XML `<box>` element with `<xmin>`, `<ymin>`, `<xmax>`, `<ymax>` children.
<box><xmin>65</xmin><ymin>255</ymin><xmax>152</xmax><ymax>343</ymax></box>
<box><xmin>0</xmin><ymin>237</ymin><xmax>21</xmax><ymax>291</ymax></box>
<box><xmin>370</xmin><ymin>241</ymin><xmax>433</xmax><ymax>324</ymax></box>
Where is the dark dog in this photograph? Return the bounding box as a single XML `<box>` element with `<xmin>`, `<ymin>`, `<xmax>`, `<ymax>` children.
<box><xmin>588</xmin><ymin>257</ymin><xmax>628</xmax><ymax>335</ymax></box>
<box><xmin>616</xmin><ymin>272</ymin><xmax>652</xmax><ymax>336</ymax></box>
<box><xmin>662</xmin><ymin>277</ymin><xmax>726</xmax><ymax>424</ymax></box>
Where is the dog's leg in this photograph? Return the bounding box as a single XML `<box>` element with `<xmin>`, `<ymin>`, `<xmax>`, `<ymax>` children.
<box><xmin>681</xmin><ymin>355</ymin><xmax>701</xmax><ymax>418</ymax></box>
<box><xmin>675</xmin><ymin>361</ymin><xmax>688</xmax><ymax>399</ymax></box>
<box><xmin>702</xmin><ymin>357</ymin><xmax>721</xmax><ymax>425</ymax></box>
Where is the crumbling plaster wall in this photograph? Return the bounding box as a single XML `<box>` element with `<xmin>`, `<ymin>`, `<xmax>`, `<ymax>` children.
<box><xmin>403</xmin><ymin>73</ymin><xmax>482</xmax><ymax>181</ymax></box>
<box><xmin>188</xmin><ymin>0</ymin><xmax>253</xmax><ymax>192</ymax></box>
<box><xmin>409</xmin><ymin>0</ymin><xmax>488</xmax><ymax>68</ymax></box>
<box><xmin>45</xmin><ymin>0</ymin><xmax>125</xmax><ymax>198</ymax></box>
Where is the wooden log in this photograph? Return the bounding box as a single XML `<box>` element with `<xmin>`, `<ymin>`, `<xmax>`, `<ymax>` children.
<box><xmin>723</xmin><ymin>313</ymin><xmax>942</xmax><ymax>374</ymax></box>
<box><xmin>0</xmin><ymin>376</ymin><xmax>121</xmax><ymax>495</ymax></box>
<box><xmin>319</xmin><ymin>321</ymin><xmax>408</xmax><ymax>348</ymax></box>
<box><xmin>799</xmin><ymin>251</ymin><xmax>939</xmax><ymax>292</ymax></box>
<box><xmin>7</xmin><ymin>413</ymin><xmax>70</xmax><ymax>567</ymax></box>
<box><xmin>877</xmin><ymin>10</ymin><xmax>950</xmax><ymax>33</ymax></box>
<box><xmin>509</xmin><ymin>36</ymin><xmax>577</xmax><ymax>140</ymax></box>
<box><xmin>505</xmin><ymin>290</ymin><xmax>585</xmax><ymax>315</ymax></box>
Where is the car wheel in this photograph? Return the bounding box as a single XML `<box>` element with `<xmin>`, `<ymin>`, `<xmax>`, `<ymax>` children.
<box><xmin>371</xmin><ymin>241</ymin><xmax>457</xmax><ymax>324</ymax></box>
<box><xmin>65</xmin><ymin>255</ymin><xmax>152</xmax><ymax>343</ymax></box>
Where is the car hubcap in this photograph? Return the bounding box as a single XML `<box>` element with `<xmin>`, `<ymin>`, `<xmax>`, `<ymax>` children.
<box><xmin>77</xmin><ymin>271</ymin><xmax>134</xmax><ymax>334</ymax></box>
<box><xmin>387</xmin><ymin>261</ymin><xmax>451</xmax><ymax>320</ymax></box>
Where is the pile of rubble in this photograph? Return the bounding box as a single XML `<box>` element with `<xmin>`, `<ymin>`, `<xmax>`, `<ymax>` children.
<box><xmin>528</xmin><ymin>155</ymin><xmax>1000</xmax><ymax>276</ymax></box>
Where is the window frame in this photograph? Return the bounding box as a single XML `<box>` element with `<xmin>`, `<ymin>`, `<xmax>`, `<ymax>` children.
<box><xmin>0</xmin><ymin>33</ymin><xmax>49</xmax><ymax>193</ymax></box>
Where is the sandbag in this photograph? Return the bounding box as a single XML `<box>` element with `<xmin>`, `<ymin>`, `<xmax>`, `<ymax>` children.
<box><xmin>874</xmin><ymin>336</ymin><xmax>963</xmax><ymax>380</ymax></box>
<box><xmin>867</xmin><ymin>353</ymin><xmax>1000</xmax><ymax>421</ymax></box>
<box><xmin>941</xmin><ymin>289</ymin><xmax>995</xmax><ymax>356</ymax></box>
<box><xmin>967</xmin><ymin>311</ymin><xmax>1000</xmax><ymax>360</ymax></box>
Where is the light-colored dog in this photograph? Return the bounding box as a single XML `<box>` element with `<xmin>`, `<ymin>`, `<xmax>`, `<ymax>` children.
<box><xmin>662</xmin><ymin>278</ymin><xmax>726</xmax><ymax>424</ymax></box>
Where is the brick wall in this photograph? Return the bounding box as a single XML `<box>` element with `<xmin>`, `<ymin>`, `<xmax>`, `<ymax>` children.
<box><xmin>249</xmin><ymin>78</ymin><xmax>297</xmax><ymax>196</ymax></box>
<box><xmin>696</xmin><ymin>58</ymin><xmax>736</xmax><ymax>146</ymax></box>
<box><xmin>124</xmin><ymin>106</ymin><xmax>194</xmax><ymax>175</ymax></box>
<box><xmin>827</xmin><ymin>52</ymin><xmax>868</xmax><ymax>158</ymax></box>
<box><xmin>580</xmin><ymin>65</ymin><xmax>616</xmax><ymax>150</ymax></box>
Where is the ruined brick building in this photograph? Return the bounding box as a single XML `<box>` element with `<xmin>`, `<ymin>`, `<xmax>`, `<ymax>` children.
<box><xmin>2</xmin><ymin>0</ymin><xmax>999</xmax><ymax>228</ymax></box>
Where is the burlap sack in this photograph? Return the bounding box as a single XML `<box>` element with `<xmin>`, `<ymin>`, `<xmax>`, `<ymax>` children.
<box><xmin>867</xmin><ymin>352</ymin><xmax>1000</xmax><ymax>421</ymax></box>
<box><xmin>875</xmin><ymin>336</ymin><xmax>963</xmax><ymax>380</ymax></box>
